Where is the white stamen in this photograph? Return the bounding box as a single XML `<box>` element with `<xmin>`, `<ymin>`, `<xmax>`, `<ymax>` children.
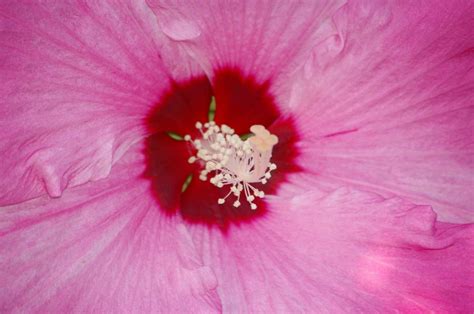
<box><xmin>186</xmin><ymin>122</ymin><xmax>278</xmax><ymax>209</ymax></box>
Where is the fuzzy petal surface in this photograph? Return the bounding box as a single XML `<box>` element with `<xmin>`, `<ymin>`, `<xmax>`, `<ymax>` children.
<box><xmin>188</xmin><ymin>187</ymin><xmax>473</xmax><ymax>313</ymax></box>
<box><xmin>147</xmin><ymin>0</ymin><xmax>346</xmax><ymax>107</ymax></box>
<box><xmin>0</xmin><ymin>0</ymin><xmax>200</xmax><ymax>205</ymax></box>
<box><xmin>290</xmin><ymin>0</ymin><xmax>474</xmax><ymax>222</ymax></box>
<box><xmin>0</xmin><ymin>144</ymin><xmax>221</xmax><ymax>313</ymax></box>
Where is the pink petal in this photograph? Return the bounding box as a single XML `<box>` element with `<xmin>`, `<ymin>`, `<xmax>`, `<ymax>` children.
<box><xmin>188</xmin><ymin>187</ymin><xmax>473</xmax><ymax>312</ymax></box>
<box><xmin>291</xmin><ymin>1</ymin><xmax>474</xmax><ymax>222</ymax></box>
<box><xmin>0</xmin><ymin>144</ymin><xmax>221</xmax><ymax>312</ymax></box>
<box><xmin>147</xmin><ymin>0</ymin><xmax>346</xmax><ymax>106</ymax></box>
<box><xmin>0</xmin><ymin>1</ymin><xmax>198</xmax><ymax>205</ymax></box>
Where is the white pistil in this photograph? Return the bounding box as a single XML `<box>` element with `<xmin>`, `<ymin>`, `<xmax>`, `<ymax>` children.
<box><xmin>185</xmin><ymin>122</ymin><xmax>278</xmax><ymax>210</ymax></box>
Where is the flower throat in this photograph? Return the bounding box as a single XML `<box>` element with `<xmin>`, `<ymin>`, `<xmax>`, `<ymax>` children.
<box><xmin>145</xmin><ymin>69</ymin><xmax>298</xmax><ymax>227</ymax></box>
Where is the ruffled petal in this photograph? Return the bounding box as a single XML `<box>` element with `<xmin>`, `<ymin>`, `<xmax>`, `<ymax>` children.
<box><xmin>188</xmin><ymin>187</ymin><xmax>473</xmax><ymax>312</ymax></box>
<box><xmin>291</xmin><ymin>0</ymin><xmax>474</xmax><ymax>222</ymax></box>
<box><xmin>0</xmin><ymin>144</ymin><xmax>221</xmax><ymax>313</ymax></box>
<box><xmin>147</xmin><ymin>0</ymin><xmax>346</xmax><ymax>108</ymax></box>
<box><xmin>0</xmin><ymin>1</ymin><xmax>198</xmax><ymax>204</ymax></box>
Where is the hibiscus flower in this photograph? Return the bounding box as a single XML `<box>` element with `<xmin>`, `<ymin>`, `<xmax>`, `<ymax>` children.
<box><xmin>1</xmin><ymin>0</ymin><xmax>473</xmax><ymax>312</ymax></box>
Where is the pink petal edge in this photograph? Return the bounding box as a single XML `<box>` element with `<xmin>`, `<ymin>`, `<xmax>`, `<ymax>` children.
<box><xmin>0</xmin><ymin>144</ymin><xmax>221</xmax><ymax>313</ymax></box>
<box><xmin>188</xmin><ymin>187</ymin><xmax>474</xmax><ymax>312</ymax></box>
<box><xmin>0</xmin><ymin>0</ymin><xmax>202</xmax><ymax>205</ymax></box>
<box><xmin>291</xmin><ymin>0</ymin><xmax>474</xmax><ymax>222</ymax></box>
<box><xmin>147</xmin><ymin>0</ymin><xmax>346</xmax><ymax>109</ymax></box>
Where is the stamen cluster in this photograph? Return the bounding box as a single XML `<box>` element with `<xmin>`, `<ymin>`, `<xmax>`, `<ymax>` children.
<box><xmin>185</xmin><ymin>121</ymin><xmax>278</xmax><ymax>210</ymax></box>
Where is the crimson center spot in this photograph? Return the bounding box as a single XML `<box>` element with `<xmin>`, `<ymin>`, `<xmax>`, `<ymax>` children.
<box><xmin>144</xmin><ymin>68</ymin><xmax>300</xmax><ymax>229</ymax></box>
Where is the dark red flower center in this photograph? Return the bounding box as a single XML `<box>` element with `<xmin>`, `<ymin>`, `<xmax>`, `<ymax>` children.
<box><xmin>145</xmin><ymin>67</ymin><xmax>299</xmax><ymax>229</ymax></box>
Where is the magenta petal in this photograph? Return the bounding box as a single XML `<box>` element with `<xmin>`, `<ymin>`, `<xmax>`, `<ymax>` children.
<box><xmin>188</xmin><ymin>187</ymin><xmax>473</xmax><ymax>312</ymax></box>
<box><xmin>0</xmin><ymin>1</ymin><xmax>193</xmax><ymax>204</ymax></box>
<box><xmin>0</xmin><ymin>145</ymin><xmax>221</xmax><ymax>312</ymax></box>
<box><xmin>147</xmin><ymin>0</ymin><xmax>345</xmax><ymax>102</ymax></box>
<box><xmin>292</xmin><ymin>1</ymin><xmax>474</xmax><ymax>222</ymax></box>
